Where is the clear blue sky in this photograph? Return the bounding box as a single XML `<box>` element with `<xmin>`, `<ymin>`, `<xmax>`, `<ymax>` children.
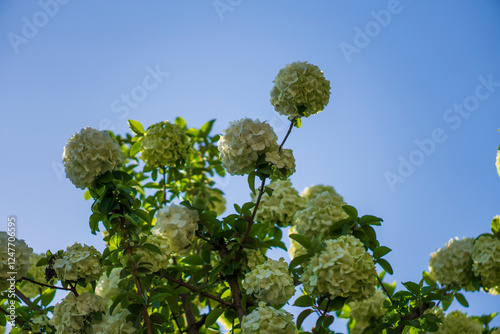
<box><xmin>1</xmin><ymin>1</ymin><xmax>499</xmax><ymax>331</ymax></box>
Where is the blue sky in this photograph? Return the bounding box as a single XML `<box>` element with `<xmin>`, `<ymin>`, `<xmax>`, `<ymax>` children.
<box><xmin>1</xmin><ymin>0</ymin><xmax>500</xmax><ymax>331</ymax></box>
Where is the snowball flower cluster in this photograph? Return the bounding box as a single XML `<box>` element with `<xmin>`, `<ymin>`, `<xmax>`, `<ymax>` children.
<box><xmin>140</xmin><ymin>121</ymin><xmax>190</xmax><ymax>167</ymax></box>
<box><xmin>51</xmin><ymin>292</ymin><xmax>108</xmax><ymax>333</ymax></box>
<box><xmin>255</xmin><ymin>180</ymin><xmax>305</xmax><ymax>227</ymax></box>
<box><xmin>92</xmin><ymin>308</ymin><xmax>136</xmax><ymax>334</ymax></box>
<box><xmin>265</xmin><ymin>148</ymin><xmax>296</xmax><ymax>179</ymax></box>
<box><xmin>434</xmin><ymin>310</ymin><xmax>482</xmax><ymax>334</ymax></box>
<box><xmin>135</xmin><ymin>234</ymin><xmax>172</xmax><ymax>272</ymax></box>
<box><xmin>241</xmin><ymin>301</ymin><xmax>296</xmax><ymax>334</ymax></box>
<box><xmin>428</xmin><ymin>237</ymin><xmax>475</xmax><ymax>291</ymax></box>
<box><xmin>218</xmin><ymin>118</ymin><xmax>278</xmax><ymax>175</ymax></box>
<box><xmin>54</xmin><ymin>243</ymin><xmax>102</xmax><ymax>283</ymax></box>
<box><xmin>471</xmin><ymin>235</ymin><xmax>500</xmax><ymax>292</ymax></box>
<box><xmin>19</xmin><ymin>253</ymin><xmax>49</xmax><ymax>298</ymax></box>
<box><xmin>95</xmin><ymin>268</ymin><xmax>122</xmax><ymax>300</ymax></box>
<box><xmin>301</xmin><ymin>184</ymin><xmax>341</xmax><ymax>204</ymax></box>
<box><xmin>245</xmin><ymin>249</ymin><xmax>266</xmax><ymax>270</ymax></box>
<box><xmin>349</xmin><ymin>289</ymin><xmax>387</xmax><ymax>334</ymax></box>
<box><xmin>0</xmin><ymin>232</ymin><xmax>32</xmax><ymax>291</ymax></box>
<box><xmin>243</xmin><ymin>258</ymin><xmax>295</xmax><ymax>305</ymax></box>
<box><xmin>270</xmin><ymin>61</ymin><xmax>331</xmax><ymax>119</ymax></box>
<box><xmin>294</xmin><ymin>191</ymin><xmax>347</xmax><ymax>238</ymax></box>
<box><xmin>62</xmin><ymin>127</ymin><xmax>125</xmax><ymax>189</ymax></box>
<box><xmin>302</xmin><ymin>235</ymin><xmax>376</xmax><ymax>301</ymax></box>
<box><xmin>153</xmin><ymin>204</ymin><xmax>199</xmax><ymax>253</ymax></box>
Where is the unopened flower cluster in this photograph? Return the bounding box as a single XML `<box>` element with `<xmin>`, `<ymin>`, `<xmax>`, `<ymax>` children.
<box><xmin>0</xmin><ymin>232</ymin><xmax>32</xmax><ymax>291</ymax></box>
<box><xmin>121</xmin><ymin>234</ymin><xmax>171</xmax><ymax>273</ymax></box>
<box><xmin>255</xmin><ymin>180</ymin><xmax>305</xmax><ymax>227</ymax></box>
<box><xmin>140</xmin><ymin>121</ymin><xmax>190</xmax><ymax>167</ymax></box>
<box><xmin>241</xmin><ymin>302</ymin><xmax>296</xmax><ymax>334</ymax></box>
<box><xmin>349</xmin><ymin>290</ymin><xmax>387</xmax><ymax>334</ymax></box>
<box><xmin>62</xmin><ymin>127</ymin><xmax>125</xmax><ymax>189</ymax></box>
<box><xmin>92</xmin><ymin>308</ymin><xmax>136</xmax><ymax>334</ymax></box>
<box><xmin>265</xmin><ymin>148</ymin><xmax>296</xmax><ymax>179</ymax></box>
<box><xmin>51</xmin><ymin>292</ymin><xmax>108</xmax><ymax>333</ymax></box>
<box><xmin>471</xmin><ymin>235</ymin><xmax>500</xmax><ymax>291</ymax></box>
<box><xmin>429</xmin><ymin>237</ymin><xmax>475</xmax><ymax>290</ymax></box>
<box><xmin>218</xmin><ymin>118</ymin><xmax>278</xmax><ymax>175</ymax></box>
<box><xmin>245</xmin><ymin>248</ymin><xmax>266</xmax><ymax>270</ymax></box>
<box><xmin>96</xmin><ymin>268</ymin><xmax>122</xmax><ymax>300</ymax></box>
<box><xmin>302</xmin><ymin>235</ymin><xmax>376</xmax><ymax>301</ymax></box>
<box><xmin>243</xmin><ymin>258</ymin><xmax>295</xmax><ymax>305</ymax></box>
<box><xmin>301</xmin><ymin>184</ymin><xmax>341</xmax><ymax>203</ymax></box>
<box><xmin>153</xmin><ymin>204</ymin><xmax>199</xmax><ymax>253</ymax></box>
<box><xmin>19</xmin><ymin>253</ymin><xmax>49</xmax><ymax>298</ymax></box>
<box><xmin>270</xmin><ymin>61</ymin><xmax>331</xmax><ymax>119</ymax></box>
<box><xmin>434</xmin><ymin>310</ymin><xmax>482</xmax><ymax>334</ymax></box>
<box><xmin>54</xmin><ymin>243</ymin><xmax>102</xmax><ymax>283</ymax></box>
<box><xmin>294</xmin><ymin>191</ymin><xmax>347</xmax><ymax>238</ymax></box>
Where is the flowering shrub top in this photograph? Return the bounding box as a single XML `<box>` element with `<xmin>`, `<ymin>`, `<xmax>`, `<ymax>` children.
<box><xmin>0</xmin><ymin>232</ymin><xmax>32</xmax><ymax>291</ymax></box>
<box><xmin>53</xmin><ymin>243</ymin><xmax>102</xmax><ymax>284</ymax></box>
<box><xmin>472</xmin><ymin>235</ymin><xmax>500</xmax><ymax>291</ymax></box>
<box><xmin>153</xmin><ymin>204</ymin><xmax>199</xmax><ymax>253</ymax></box>
<box><xmin>140</xmin><ymin>121</ymin><xmax>190</xmax><ymax>167</ymax></box>
<box><xmin>241</xmin><ymin>302</ymin><xmax>296</xmax><ymax>334</ymax></box>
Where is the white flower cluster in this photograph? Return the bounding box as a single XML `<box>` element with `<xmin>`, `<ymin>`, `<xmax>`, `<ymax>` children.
<box><xmin>294</xmin><ymin>191</ymin><xmax>347</xmax><ymax>238</ymax></box>
<box><xmin>218</xmin><ymin>118</ymin><xmax>278</xmax><ymax>175</ymax></box>
<box><xmin>241</xmin><ymin>301</ymin><xmax>296</xmax><ymax>334</ymax></box>
<box><xmin>19</xmin><ymin>253</ymin><xmax>49</xmax><ymax>298</ymax></box>
<box><xmin>301</xmin><ymin>184</ymin><xmax>340</xmax><ymax>203</ymax></box>
<box><xmin>434</xmin><ymin>310</ymin><xmax>482</xmax><ymax>334</ymax></box>
<box><xmin>140</xmin><ymin>121</ymin><xmax>190</xmax><ymax>167</ymax></box>
<box><xmin>0</xmin><ymin>232</ymin><xmax>32</xmax><ymax>291</ymax></box>
<box><xmin>62</xmin><ymin>127</ymin><xmax>125</xmax><ymax>189</ymax></box>
<box><xmin>96</xmin><ymin>268</ymin><xmax>122</xmax><ymax>300</ymax></box>
<box><xmin>270</xmin><ymin>61</ymin><xmax>331</xmax><ymax>119</ymax></box>
<box><xmin>256</xmin><ymin>180</ymin><xmax>305</xmax><ymax>227</ymax></box>
<box><xmin>302</xmin><ymin>235</ymin><xmax>376</xmax><ymax>301</ymax></box>
<box><xmin>51</xmin><ymin>292</ymin><xmax>108</xmax><ymax>334</ymax></box>
<box><xmin>23</xmin><ymin>313</ymin><xmax>51</xmax><ymax>333</ymax></box>
<box><xmin>153</xmin><ymin>204</ymin><xmax>199</xmax><ymax>253</ymax></box>
<box><xmin>136</xmin><ymin>234</ymin><xmax>172</xmax><ymax>272</ymax></box>
<box><xmin>245</xmin><ymin>248</ymin><xmax>266</xmax><ymax>270</ymax></box>
<box><xmin>92</xmin><ymin>308</ymin><xmax>136</xmax><ymax>334</ymax></box>
<box><xmin>265</xmin><ymin>148</ymin><xmax>296</xmax><ymax>179</ymax></box>
<box><xmin>243</xmin><ymin>258</ymin><xmax>295</xmax><ymax>305</ymax></box>
<box><xmin>428</xmin><ymin>237</ymin><xmax>475</xmax><ymax>291</ymax></box>
<box><xmin>472</xmin><ymin>235</ymin><xmax>500</xmax><ymax>292</ymax></box>
<box><xmin>349</xmin><ymin>290</ymin><xmax>387</xmax><ymax>334</ymax></box>
<box><xmin>54</xmin><ymin>243</ymin><xmax>102</xmax><ymax>284</ymax></box>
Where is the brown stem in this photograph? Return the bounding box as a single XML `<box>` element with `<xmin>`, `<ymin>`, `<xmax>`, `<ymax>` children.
<box><xmin>14</xmin><ymin>288</ymin><xmax>41</xmax><ymax>311</ymax></box>
<box><xmin>0</xmin><ymin>306</ymin><xmax>24</xmax><ymax>327</ymax></box>
<box><xmin>21</xmin><ymin>277</ymin><xmax>72</xmax><ymax>292</ymax></box>
<box><xmin>164</xmin><ymin>274</ymin><xmax>233</xmax><ymax>307</ymax></box>
<box><xmin>182</xmin><ymin>293</ymin><xmax>199</xmax><ymax>334</ymax></box>
<box><xmin>240</xmin><ymin>177</ymin><xmax>267</xmax><ymax>249</ymax></box>
<box><xmin>219</xmin><ymin>241</ymin><xmax>245</xmax><ymax>322</ymax></box>
<box><xmin>278</xmin><ymin>121</ymin><xmax>294</xmax><ymax>151</ymax></box>
<box><xmin>162</xmin><ymin>166</ymin><xmax>167</xmax><ymax>206</ymax></box>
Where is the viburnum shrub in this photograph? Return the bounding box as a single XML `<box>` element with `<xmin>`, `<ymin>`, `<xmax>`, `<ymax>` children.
<box><xmin>2</xmin><ymin>62</ymin><xmax>500</xmax><ymax>334</ymax></box>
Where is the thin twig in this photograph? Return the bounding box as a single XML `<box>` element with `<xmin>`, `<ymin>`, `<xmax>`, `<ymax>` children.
<box><xmin>0</xmin><ymin>306</ymin><xmax>24</xmax><ymax>327</ymax></box>
<box><xmin>21</xmin><ymin>277</ymin><xmax>72</xmax><ymax>292</ymax></box>
<box><xmin>278</xmin><ymin>121</ymin><xmax>294</xmax><ymax>151</ymax></box>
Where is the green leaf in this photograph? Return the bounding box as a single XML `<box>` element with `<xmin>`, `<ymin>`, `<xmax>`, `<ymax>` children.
<box><xmin>342</xmin><ymin>205</ymin><xmax>358</xmax><ymax>218</ymax></box>
<box><xmin>289</xmin><ymin>254</ymin><xmax>311</xmax><ymax>271</ymax></box>
<box><xmin>84</xmin><ymin>190</ymin><xmax>92</xmax><ymax>200</ymax></box>
<box><xmin>289</xmin><ymin>234</ymin><xmax>313</xmax><ymax>249</ymax></box>
<box><xmin>142</xmin><ymin>243</ymin><xmax>162</xmax><ymax>255</ymax></box>
<box><xmin>455</xmin><ymin>293</ymin><xmax>469</xmax><ymax>307</ymax></box>
<box><xmin>359</xmin><ymin>214</ymin><xmax>383</xmax><ymax>225</ymax></box>
<box><xmin>149</xmin><ymin>313</ymin><xmax>166</xmax><ymax>325</ymax></box>
<box><xmin>377</xmin><ymin>258</ymin><xmax>394</xmax><ymax>275</ymax></box>
<box><xmin>373</xmin><ymin>246</ymin><xmax>392</xmax><ymax>259</ymax></box>
<box><xmin>491</xmin><ymin>216</ymin><xmax>500</xmax><ymax>235</ymax></box>
<box><xmin>297</xmin><ymin>309</ymin><xmax>314</xmax><ymax>329</ymax></box>
<box><xmin>130</xmin><ymin>141</ymin><xmax>142</xmax><ymax>157</ymax></box>
<box><xmin>175</xmin><ymin>117</ymin><xmax>187</xmax><ymax>129</ymax></box>
<box><xmin>41</xmin><ymin>289</ymin><xmax>56</xmax><ymax>307</ymax></box>
<box><xmin>200</xmin><ymin>119</ymin><xmax>216</xmax><ymax>137</ymax></box>
<box><xmin>128</xmin><ymin>119</ymin><xmax>145</xmax><ymax>135</ymax></box>
<box><xmin>205</xmin><ymin>308</ymin><xmax>225</xmax><ymax>327</ymax></box>
<box><xmin>422</xmin><ymin>271</ymin><xmax>436</xmax><ymax>286</ymax></box>
<box><xmin>402</xmin><ymin>281</ymin><xmax>421</xmax><ymax>296</ymax></box>
<box><xmin>248</xmin><ymin>172</ymin><xmax>256</xmax><ymax>195</ymax></box>
<box><xmin>293</xmin><ymin>295</ymin><xmax>314</xmax><ymax>307</ymax></box>
<box><xmin>181</xmin><ymin>255</ymin><xmax>205</xmax><ymax>266</ymax></box>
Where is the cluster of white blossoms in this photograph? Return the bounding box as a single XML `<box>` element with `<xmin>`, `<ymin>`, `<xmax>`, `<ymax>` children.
<box><xmin>265</xmin><ymin>148</ymin><xmax>296</xmax><ymax>179</ymax></box>
<box><xmin>255</xmin><ymin>180</ymin><xmax>305</xmax><ymax>227</ymax></box>
<box><xmin>218</xmin><ymin>118</ymin><xmax>278</xmax><ymax>175</ymax></box>
<box><xmin>349</xmin><ymin>289</ymin><xmax>387</xmax><ymax>334</ymax></box>
<box><xmin>136</xmin><ymin>234</ymin><xmax>172</xmax><ymax>272</ymax></box>
<box><xmin>242</xmin><ymin>258</ymin><xmax>295</xmax><ymax>305</ymax></box>
<box><xmin>51</xmin><ymin>292</ymin><xmax>108</xmax><ymax>333</ymax></box>
<box><xmin>301</xmin><ymin>184</ymin><xmax>340</xmax><ymax>204</ymax></box>
<box><xmin>153</xmin><ymin>204</ymin><xmax>199</xmax><ymax>253</ymax></box>
<box><xmin>270</xmin><ymin>61</ymin><xmax>331</xmax><ymax>119</ymax></box>
<box><xmin>54</xmin><ymin>243</ymin><xmax>102</xmax><ymax>283</ymax></box>
<box><xmin>63</xmin><ymin>127</ymin><xmax>125</xmax><ymax>189</ymax></box>
<box><xmin>140</xmin><ymin>121</ymin><xmax>191</xmax><ymax>167</ymax></box>
<box><xmin>471</xmin><ymin>235</ymin><xmax>500</xmax><ymax>291</ymax></box>
<box><xmin>241</xmin><ymin>301</ymin><xmax>296</xmax><ymax>334</ymax></box>
<box><xmin>294</xmin><ymin>191</ymin><xmax>347</xmax><ymax>238</ymax></box>
<box><xmin>92</xmin><ymin>308</ymin><xmax>136</xmax><ymax>334</ymax></box>
<box><xmin>0</xmin><ymin>232</ymin><xmax>32</xmax><ymax>291</ymax></box>
<box><xmin>302</xmin><ymin>235</ymin><xmax>376</xmax><ymax>301</ymax></box>
<box><xmin>96</xmin><ymin>268</ymin><xmax>122</xmax><ymax>300</ymax></box>
<box><xmin>19</xmin><ymin>253</ymin><xmax>49</xmax><ymax>298</ymax></box>
<box><xmin>245</xmin><ymin>248</ymin><xmax>266</xmax><ymax>271</ymax></box>
<box><xmin>428</xmin><ymin>237</ymin><xmax>475</xmax><ymax>290</ymax></box>
<box><xmin>433</xmin><ymin>310</ymin><xmax>482</xmax><ymax>334</ymax></box>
